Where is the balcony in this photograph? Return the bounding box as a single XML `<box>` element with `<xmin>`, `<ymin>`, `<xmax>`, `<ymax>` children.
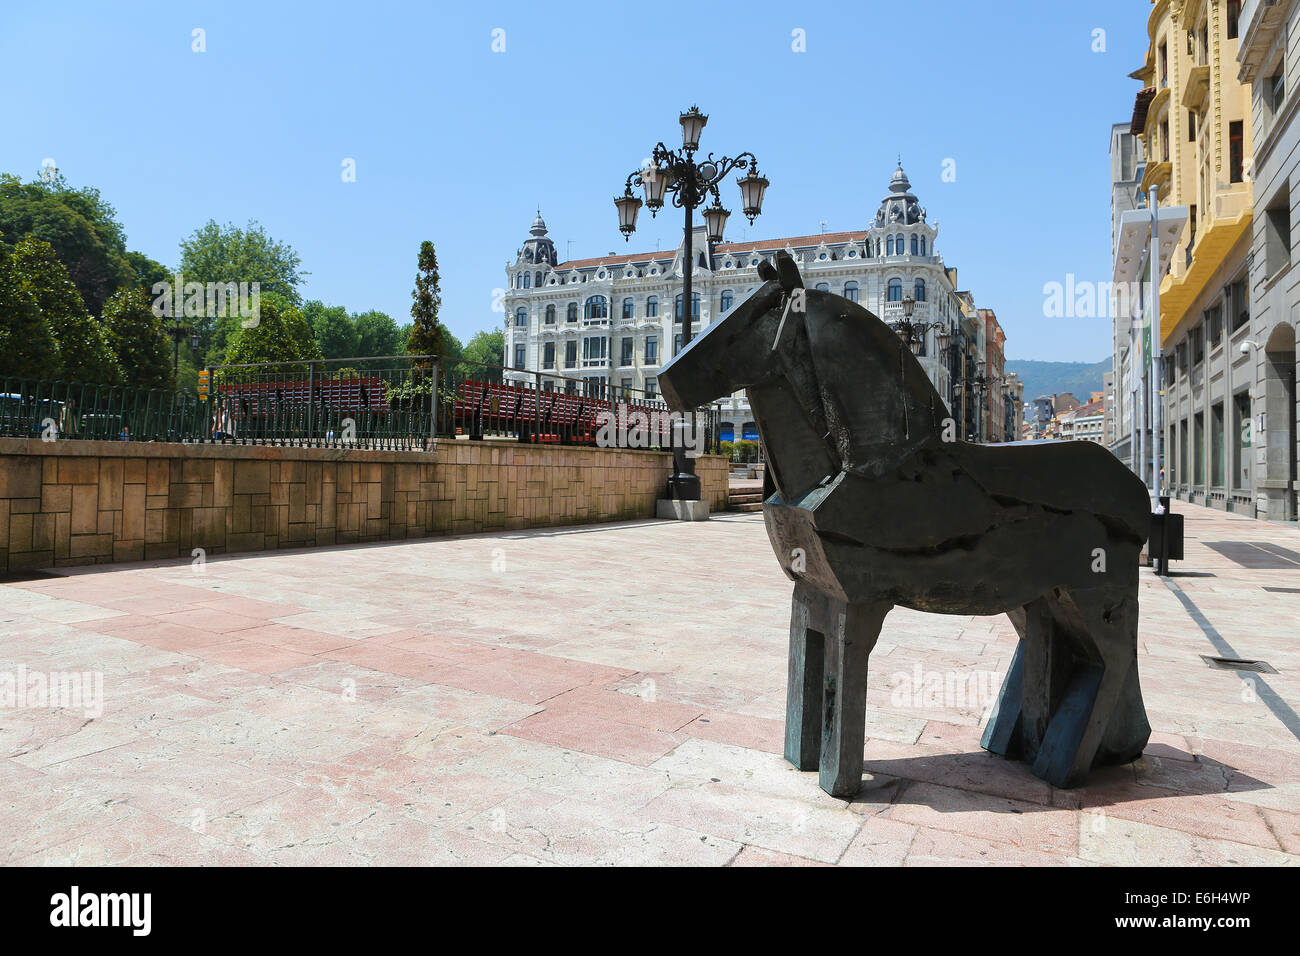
<box><xmin>1239</xmin><ymin>0</ymin><xmax>1288</xmax><ymax>83</ymax></box>
<box><xmin>1182</xmin><ymin>64</ymin><xmax>1210</xmax><ymax>112</ymax></box>
<box><xmin>1141</xmin><ymin>159</ymin><xmax>1172</xmax><ymax>196</ymax></box>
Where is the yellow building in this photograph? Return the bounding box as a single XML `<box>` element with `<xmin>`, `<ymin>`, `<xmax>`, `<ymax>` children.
<box><xmin>1130</xmin><ymin>0</ymin><xmax>1255</xmax><ymax>508</ymax></box>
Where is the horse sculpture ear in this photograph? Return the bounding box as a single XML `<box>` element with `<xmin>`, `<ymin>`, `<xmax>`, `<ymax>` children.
<box><xmin>757</xmin><ymin>260</ymin><xmax>778</xmax><ymax>282</ymax></box>
<box><xmin>774</xmin><ymin>250</ymin><xmax>804</xmax><ymax>292</ymax></box>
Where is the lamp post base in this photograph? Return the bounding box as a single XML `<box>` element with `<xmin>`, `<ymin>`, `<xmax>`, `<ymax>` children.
<box><xmin>656</xmin><ymin>498</ymin><xmax>710</xmax><ymax>521</ymax></box>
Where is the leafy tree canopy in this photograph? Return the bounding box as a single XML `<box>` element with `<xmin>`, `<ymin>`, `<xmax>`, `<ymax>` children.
<box><xmin>0</xmin><ymin>171</ymin><xmax>134</xmax><ymax>316</ymax></box>
<box><xmin>223</xmin><ymin>291</ymin><xmax>321</xmax><ymax>367</ymax></box>
<box><xmin>8</xmin><ymin>236</ymin><xmax>119</xmax><ymax>383</ymax></box>
<box><xmin>407</xmin><ymin>240</ymin><xmax>447</xmax><ymax>364</ymax></box>
<box><xmin>303</xmin><ymin>299</ymin><xmax>357</xmax><ymax>359</ymax></box>
<box><xmin>354</xmin><ymin>309</ymin><xmax>401</xmax><ymax>359</ymax></box>
<box><xmin>462</xmin><ymin>329</ymin><xmax>504</xmax><ymax>369</ymax></box>
<box><xmin>103</xmin><ymin>287</ymin><xmax>174</xmax><ymax>389</ymax></box>
<box><xmin>0</xmin><ymin>243</ymin><xmax>60</xmax><ymax>380</ymax></box>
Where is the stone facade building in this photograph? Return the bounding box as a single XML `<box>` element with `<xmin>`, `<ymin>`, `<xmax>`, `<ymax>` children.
<box><xmin>501</xmin><ymin>167</ymin><xmax>1014</xmax><ymax>443</ymax></box>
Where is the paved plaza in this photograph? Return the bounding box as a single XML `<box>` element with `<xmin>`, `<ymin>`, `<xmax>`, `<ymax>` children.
<box><xmin>1</xmin><ymin>504</ymin><xmax>1298</xmax><ymax>866</ymax></box>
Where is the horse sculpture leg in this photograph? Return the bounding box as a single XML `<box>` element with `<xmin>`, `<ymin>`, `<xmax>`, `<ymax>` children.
<box><xmin>785</xmin><ymin>582</ymin><xmax>827</xmax><ymax>771</ymax></box>
<box><xmin>819</xmin><ymin>598</ymin><xmax>890</xmax><ymax>798</ymax></box>
<box><xmin>982</xmin><ymin>574</ymin><xmax>1149</xmax><ymax>789</ymax></box>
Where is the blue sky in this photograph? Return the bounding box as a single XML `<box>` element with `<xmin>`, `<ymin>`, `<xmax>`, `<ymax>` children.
<box><xmin>2</xmin><ymin>0</ymin><xmax>1145</xmax><ymax>361</ymax></box>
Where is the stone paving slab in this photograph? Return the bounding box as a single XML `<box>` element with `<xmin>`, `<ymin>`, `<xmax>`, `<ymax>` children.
<box><xmin>1</xmin><ymin>505</ymin><xmax>1298</xmax><ymax>866</ymax></box>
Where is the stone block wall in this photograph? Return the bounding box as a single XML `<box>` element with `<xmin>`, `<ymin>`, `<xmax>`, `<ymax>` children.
<box><xmin>0</xmin><ymin>438</ymin><xmax>729</xmax><ymax>571</ymax></box>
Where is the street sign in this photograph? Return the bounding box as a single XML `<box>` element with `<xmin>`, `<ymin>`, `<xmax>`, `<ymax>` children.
<box><xmin>197</xmin><ymin>369</ymin><xmax>210</xmax><ymax>399</ymax></box>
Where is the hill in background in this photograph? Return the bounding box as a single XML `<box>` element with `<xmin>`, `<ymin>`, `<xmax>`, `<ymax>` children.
<box><xmin>1004</xmin><ymin>357</ymin><xmax>1113</xmax><ymax>406</ymax></box>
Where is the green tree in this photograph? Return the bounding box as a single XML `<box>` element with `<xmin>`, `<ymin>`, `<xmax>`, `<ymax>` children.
<box><xmin>0</xmin><ymin>244</ymin><xmax>60</xmax><ymax>379</ymax></box>
<box><xmin>303</xmin><ymin>300</ymin><xmax>357</xmax><ymax>359</ymax></box>
<box><xmin>103</xmin><ymin>287</ymin><xmax>173</xmax><ymax>388</ymax></box>
<box><xmin>0</xmin><ymin>172</ymin><xmax>134</xmax><ymax>317</ymax></box>
<box><xmin>462</xmin><ymin>329</ymin><xmax>504</xmax><ymax>369</ymax></box>
<box><xmin>124</xmin><ymin>251</ymin><xmax>171</xmax><ymax>295</ymax></box>
<box><xmin>354</xmin><ymin>309</ymin><xmax>401</xmax><ymax>358</ymax></box>
<box><xmin>9</xmin><ymin>237</ymin><xmax>119</xmax><ymax>383</ymax></box>
<box><xmin>179</xmin><ymin>219</ymin><xmax>306</xmax><ymax>356</ymax></box>
<box><xmin>407</xmin><ymin>240</ymin><xmax>448</xmax><ymax>365</ymax></box>
<box><xmin>223</xmin><ymin>292</ymin><xmax>321</xmax><ymax>367</ymax></box>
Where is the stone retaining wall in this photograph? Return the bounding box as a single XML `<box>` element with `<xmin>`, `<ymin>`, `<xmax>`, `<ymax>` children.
<box><xmin>0</xmin><ymin>438</ymin><xmax>729</xmax><ymax>571</ymax></box>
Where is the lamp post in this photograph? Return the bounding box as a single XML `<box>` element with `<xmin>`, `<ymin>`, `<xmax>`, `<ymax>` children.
<box><xmin>616</xmin><ymin>105</ymin><xmax>769</xmax><ymax>349</ymax></box>
<box><xmin>166</xmin><ymin>316</ymin><xmax>200</xmax><ymax>379</ymax></box>
<box><xmin>615</xmin><ymin>106</ymin><xmax>769</xmax><ymax>505</ymax></box>
<box><xmin>954</xmin><ymin>360</ymin><xmax>1006</xmax><ymax>443</ymax></box>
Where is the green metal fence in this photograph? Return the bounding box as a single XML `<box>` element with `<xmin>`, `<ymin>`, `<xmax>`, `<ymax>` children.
<box><xmin>1</xmin><ymin>379</ymin><xmax>205</xmax><ymax>442</ymax></box>
<box><xmin>2</xmin><ymin>356</ymin><xmax>723</xmax><ymax>455</ymax></box>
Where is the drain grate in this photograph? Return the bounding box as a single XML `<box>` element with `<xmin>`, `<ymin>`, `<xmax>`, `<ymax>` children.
<box><xmin>1201</xmin><ymin>654</ymin><xmax>1277</xmax><ymax>674</ymax></box>
<box><xmin>1206</xmin><ymin>541</ymin><xmax>1300</xmax><ymax>569</ymax></box>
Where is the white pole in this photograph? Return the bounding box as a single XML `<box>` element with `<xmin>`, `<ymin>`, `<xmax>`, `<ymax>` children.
<box><xmin>1149</xmin><ymin>186</ymin><xmax>1162</xmax><ymax>497</ymax></box>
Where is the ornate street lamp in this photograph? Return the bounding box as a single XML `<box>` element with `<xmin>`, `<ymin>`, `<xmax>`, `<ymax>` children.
<box><xmin>167</xmin><ymin>316</ymin><xmax>198</xmax><ymax>378</ymax></box>
<box><xmin>614</xmin><ymin>106</ymin><xmax>770</xmax><ymax>505</ymax></box>
<box><xmin>615</xmin><ymin>105</ymin><xmax>768</xmax><ymax>348</ymax></box>
<box><xmin>890</xmin><ymin>294</ymin><xmax>947</xmax><ymax>358</ymax></box>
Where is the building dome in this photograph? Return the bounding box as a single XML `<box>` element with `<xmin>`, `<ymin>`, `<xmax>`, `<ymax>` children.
<box><xmin>874</xmin><ymin>163</ymin><xmax>926</xmax><ymax>227</ymax></box>
<box><xmin>519</xmin><ymin>210</ymin><xmax>556</xmax><ymax>266</ymax></box>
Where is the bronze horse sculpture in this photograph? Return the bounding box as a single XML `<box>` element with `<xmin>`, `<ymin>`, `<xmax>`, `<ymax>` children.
<box><xmin>659</xmin><ymin>252</ymin><xmax>1151</xmax><ymax>798</ymax></box>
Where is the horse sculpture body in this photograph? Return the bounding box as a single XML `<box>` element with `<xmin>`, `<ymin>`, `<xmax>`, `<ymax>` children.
<box><xmin>659</xmin><ymin>252</ymin><xmax>1151</xmax><ymax>797</ymax></box>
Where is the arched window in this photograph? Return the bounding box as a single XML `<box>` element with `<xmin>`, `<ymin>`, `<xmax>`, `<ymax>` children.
<box><xmin>886</xmin><ymin>235</ymin><xmax>894</xmax><ymax>255</ymax></box>
<box><xmin>914</xmin><ymin>279</ymin><xmax>927</xmax><ymax>302</ymax></box>
<box><xmin>515</xmin><ymin>307</ymin><xmax>528</xmax><ymax>327</ymax></box>
<box><xmin>535</xmin><ymin>272</ymin><xmax>543</xmax><ymax>287</ymax></box>
<box><xmin>622</xmin><ymin>297</ymin><xmax>634</xmax><ymax>319</ymax></box>
<box><xmin>876</xmin><ymin>238</ymin><xmax>882</xmax><ymax>256</ymax></box>
<box><xmin>544</xmin><ymin>304</ymin><xmax>556</xmax><ymax>324</ymax></box>
<box><xmin>566</xmin><ymin>302</ymin><xmax>578</xmax><ymax>322</ymax></box>
<box><xmin>674</xmin><ymin>293</ymin><xmax>701</xmax><ymax>322</ymax></box>
<box><xmin>844</xmin><ymin>281</ymin><xmax>859</xmax><ymax>303</ymax></box>
<box><xmin>919</xmin><ymin>236</ymin><xmax>927</xmax><ymax>256</ymax></box>
<box><xmin>646</xmin><ymin>295</ymin><xmax>658</xmax><ymax>317</ymax></box>
<box><xmin>522</xmin><ymin>273</ymin><xmax>531</xmax><ymax>289</ymax></box>
<box><xmin>895</xmin><ymin>233</ymin><xmax>904</xmax><ymax>254</ymax></box>
<box><xmin>888</xmin><ymin>278</ymin><xmax>904</xmax><ymax>302</ymax></box>
<box><xmin>815</xmin><ymin>282</ymin><xmax>830</xmax><ymax>292</ymax></box>
<box><xmin>720</xmin><ymin>289</ymin><xmax>734</xmax><ymax>311</ymax></box>
<box><xmin>584</xmin><ymin>295</ymin><xmax>608</xmax><ymax>320</ymax></box>
<box><xmin>910</xmin><ymin>234</ymin><xmax>919</xmax><ymax>255</ymax></box>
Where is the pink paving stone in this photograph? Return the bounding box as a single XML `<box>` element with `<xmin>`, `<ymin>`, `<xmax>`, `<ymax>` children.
<box><xmin>839</xmin><ymin>816</ymin><xmax>917</xmax><ymax>866</ymax></box>
<box><xmin>500</xmin><ymin>708</ymin><xmax>685</xmax><ymax>765</ymax></box>
<box><xmin>729</xmin><ymin>845</ymin><xmax>831</xmax><ymax>866</ymax></box>
<box><xmin>1078</xmin><ymin>786</ymin><xmax>1284</xmax><ymax>851</ymax></box>
<box><xmin>152</xmin><ymin>606</ymin><xmax>267</xmax><ymax>634</ymax></box>
<box><xmin>679</xmin><ymin>711</ymin><xmax>786</xmax><ymax>754</ymax></box>
<box><xmin>888</xmin><ymin>781</ymin><xmax>1081</xmax><ymax>855</ymax></box>
<box><xmin>903</xmin><ymin>826</ymin><xmax>1072</xmax><ymax>867</ymax></box>
<box><xmin>194</xmin><ymin>640</ymin><xmax>320</xmax><ymax>676</ymax></box>
<box><xmin>237</xmin><ymin>623</ymin><xmax>356</xmax><ymax>655</ymax></box>
<box><xmin>322</xmin><ymin>643</ymin><xmax>448</xmax><ymax>680</ymax></box>
<box><xmin>541</xmin><ymin>684</ymin><xmax>703</xmax><ymax>732</ymax></box>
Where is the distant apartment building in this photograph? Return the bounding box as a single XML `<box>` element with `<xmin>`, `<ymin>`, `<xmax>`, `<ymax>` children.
<box><xmin>1109</xmin><ymin>122</ymin><xmax>1145</xmax><ymax>466</ymax></box>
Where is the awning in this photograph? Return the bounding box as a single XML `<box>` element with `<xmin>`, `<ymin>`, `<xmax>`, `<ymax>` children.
<box><xmin>1130</xmin><ymin>87</ymin><xmax>1157</xmax><ymax>135</ymax></box>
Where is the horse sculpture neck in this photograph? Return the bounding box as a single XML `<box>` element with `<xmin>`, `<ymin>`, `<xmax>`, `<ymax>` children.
<box><xmin>753</xmin><ymin>291</ymin><xmax>946</xmax><ymax>503</ymax></box>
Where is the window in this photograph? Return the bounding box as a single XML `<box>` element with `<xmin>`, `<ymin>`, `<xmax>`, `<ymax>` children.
<box><xmin>582</xmin><ymin>335</ymin><xmax>608</xmax><ymax>367</ymax></box>
<box><xmin>1159</xmin><ymin>41</ymin><xmax>1168</xmax><ymax>88</ymax></box>
<box><xmin>1233</xmin><ymin>391</ymin><xmax>1251</xmax><ymax>489</ymax></box>
<box><xmin>1269</xmin><ymin>68</ymin><xmax>1286</xmax><ymax>117</ymax></box>
<box><xmin>566</xmin><ymin>302</ymin><xmax>578</xmax><ymax>323</ymax></box>
<box><xmin>815</xmin><ymin>282</ymin><xmax>829</xmax><ymax>292</ymax></box>
<box><xmin>1206</xmin><ymin>303</ymin><xmax>1223</xmax><ymax>347</ymax></box>
<box><xmin>644</xmin><ymin>336</ymin><xmax>659</xmax><ymax>365</ymax></box>
<box><xmin>844</xmin><ymin>281</ymin><xmax>859</xmax><ymax>303</ymax></box>
<box><xmin>542</xmin><ymin>342</ymin><xmax>555</xmax><ymax>369</ymax></box>
<box><xmin>535</xmin><ymin>272</ymin><xmax>543</xmax><ymax>288</ymax></box>
<box><xmin>910</xmin><ymin>234</ymin><xmax>919</xmax><ymax>255</ymax></box>
<box><xmin>619</xmin><ymin>337</ymin><xmax>633</xmax><ymax>366</ymax></box>
<box><xmin>720</xmin><ymin>289</ymin><xmax>734</xmax><ymax>311</ymax></box>
<box><xmin>622</xmin><ymin>297</ymin><xmax>634</xmax><ymax>320</ymax></box>
<box><xmin>1188</xmin><ymin>110</ymin><xmax>1196</xmax><ymax>141</ymax></box>
<box><xmin>1191</xmin><ymin>325</ymin><xmax>1205</xmax><ymax>365</ymax></box>
<box><xmin>1228</xmin><ymin>1</ymin><xmax>1240</xmax><ymax>40</ymax></box>
<box><xmin>1211</xmin><ymin>401</ymin><xmax>1225</xmax><ymax>487</ymax></box>
<box><xmin>1229</xmin><ymin>121</ymin><xmax>1244</xmax><ymax>183</ymax></box>
<box><xmin>619</xmin><ymin>377</ymin><xmax>633</xmax><ymax>400</ymax></box>
<box><xmin>674</xmin><ymin>293</ymin><xmax>700</xmax><ymax>322</ymax></box>
<box><xmin>646</xmin><ymin>296</ymin><xmax>658</xmax><ymax>317</ymax></box>
<box><xmin>895</xmin><ymin>233</ymin><xmax>904</xmax><ymax>254</ymax></box>
<box><xmin>1228</xmin><ymin>278</ymin><xmax>1250</xmax><ymax>331</ymax></box>
<box><xmin>886</xmin><ymin>235</ymin><xmax>894</xmax><ymax>255</ymax></box>
<box><xmin>513</xmin><ymin>344</ymin><xmax>526</xmax><ymax>370</ymax></box>
<box><xmin>673</xmin><ymin>333</ymin><xmax>683</xmax><ymax>355</ymax></box>
<box><xmin>584</xmin><ymin>295</ymin><xmax>608</xmax><ymax>320</ymax></box>
<box><xmin>515</xmin><ymin>307</ymin><xmax>528</xmax><ymax>328</ymax></box>
<box><xmin>564</xmin><ymin>341</ymin><xmax>577</xmax><ymax>369</ymax></box>
<box><xmin>544</xmin><ymin>304</ymin><xmax>555</xmax><ymax>324</ymax></box>
<box><xmin>914</xmin><ymin>279</ymin><xmax>926</xmax><ymax>302</ymax></box>
<box><xmin>1161</xmin><ymin>118</ymin><xmax>1170</xmax><ymax>162</ymax></box>
<box><xmin>645</xmin><ymin>377</ymin><xmax>657</xmax><ymax>399</ymax></box>
<box><xmin>919</xmin><ymin>236</ymin><xmax>926</xmax><ymax>256</ymax></box>
<box><xmin>887</xmin><ymin>278</ymin><xmax>903</xmax><ymax>301</ymax></box>
<box><xmin>1265</xmin><ymin>185</ymin><xmax>1291</xmax><ymax>277</ymax></box>
<box><xmin>522</xmin><ymin>273</ymin><xmax>531</xmax><ymax>289</ymax></box>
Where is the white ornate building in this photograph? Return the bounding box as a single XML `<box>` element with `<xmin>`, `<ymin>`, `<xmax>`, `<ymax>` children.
<box><xmin>503</xmin><ymin>166</ymin><xmax>994</xmax><ymax>442</ymax></box>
